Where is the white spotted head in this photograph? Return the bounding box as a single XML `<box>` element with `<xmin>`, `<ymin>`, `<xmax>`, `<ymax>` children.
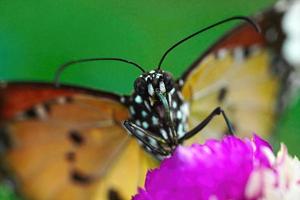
<box><xmin>127</xmin><ymin>69</ymin><xmax>189</xmax><ymax>156</ymax></box>
<box><xmin>132</xmin><ymin>69</ymin><xmax>178</xmax><ymax>120</ymax></box>
<box><xmin>133</xmin><ymin>69</ymin><xmax>175</xmax><ymax>99</ymax></box>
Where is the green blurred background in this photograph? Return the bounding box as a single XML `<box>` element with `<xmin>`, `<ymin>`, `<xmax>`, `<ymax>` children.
<box><xmin>0</xmin><ymin>0</ymin><xmax>300</xmax><ymax>198</ymax></box>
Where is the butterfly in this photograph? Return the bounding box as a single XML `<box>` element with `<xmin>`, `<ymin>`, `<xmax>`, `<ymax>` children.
<box><xmin>0</xmin><ymin>2</ymin><xmax>294</xmax><ymax>200</ymax></box>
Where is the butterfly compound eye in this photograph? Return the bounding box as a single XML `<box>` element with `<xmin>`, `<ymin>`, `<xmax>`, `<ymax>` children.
<box><xmin>134</xmin><ymin>77</ymin><xmax>147</xmax><ymax>95</ymax></box>
<box><xmin>163</xmin><ymin>73</ymin><xmax>175</xmax><ymax>91</ymax></box>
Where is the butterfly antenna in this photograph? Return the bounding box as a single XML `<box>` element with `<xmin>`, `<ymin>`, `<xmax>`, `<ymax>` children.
<box><xmin>157</xmin><ymin>16</ymin><xmax>261</xmax><ymax>69</ymax></box>
<box><xmin>54</xmin><ymin>57</ymin><xmax>145</xmax><ymax>87</ymax></box>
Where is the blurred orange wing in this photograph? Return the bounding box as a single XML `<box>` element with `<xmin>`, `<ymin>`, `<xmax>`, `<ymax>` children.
<box><xmin>180</xmin><ymin>8</ymin><xmax>290</xmax><ymax>142</ymax></box>
<box><xmin>0</xmin><ymin>82</ymin><xmax>156</xmax><ymax>200</ymax></box>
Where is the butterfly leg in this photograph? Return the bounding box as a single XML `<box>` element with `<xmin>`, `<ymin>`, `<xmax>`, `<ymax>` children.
<box><xmin>123</xmin><ymin>121</ymin><xmax>169</xmax><ymax>156</ymax></box>
<box><xmin>179</xmin><ymin>107</ymin><xmax>235</xmax><ymax>142</ymax></box>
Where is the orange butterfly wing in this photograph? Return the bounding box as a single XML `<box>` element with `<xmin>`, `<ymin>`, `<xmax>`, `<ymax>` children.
<box><xmin>0</xmin><ymin>82</ymin><xmax>156</xmax><ymax>200</ymax></box>
<box><xmin>180</xmin><ymin>8</ymin><xmax>290</xmax><ymax>142</ymax></box>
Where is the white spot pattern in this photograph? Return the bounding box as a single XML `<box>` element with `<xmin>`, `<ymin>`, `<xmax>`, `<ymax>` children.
<box><xmin>172</xmin><ymin>101</ymin><xmax>177</xmax><ymax>109</ymax></box>
<box><xmin>120</xmin><ymin>96</ymin><xmax>126</xmax><ymax>103</ymax></box>
<box><xmin>160</xmin><ymin>129</ymin><xmax>168</xmax><ymax>140</ymax></box>
<box><xmin>152</xmin><ymin>116</ymin><xmax>159</xmax><ymax>125</ymax></box>
<box><xmin>129</xmin><ymin>106</ymin><xmax>135</xmax><ymax>115</ymax></box>
<box><xmin>233</xmin><ymin>46</ymin><xmax>244</xmax><ymax>63</ymax></box>
<box><xmin>135</xmin><ymin>95</ymin><xmax>142</xmax><ymax>104</ymax></box>
<box><xmin>141</xmin><ymin>110</ymin><xmax>148</xmax><ymax>117</ymax></box>
<box><xmin>142</xmin><ymin>121</ymin><xmax>149</xmax><ymax>129</ymax></box>
<box><xmin>159</xmin><ymin>81</ymin><xmax>166</xmax><ymax>93</ymax></box>
<box><xmin>148</xmin><ymin>84</ymin><xmax>154</xmax><ymax>96</ymax></box>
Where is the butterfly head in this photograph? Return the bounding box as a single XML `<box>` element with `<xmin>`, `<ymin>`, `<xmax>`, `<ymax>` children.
<box><xmin>127</xmin><ymin>69</ymin><xmax>188</xmax><ymax>158</ymax></box>
<box><xmin>134</xmin><ymin>69</ymin><xmax>175</xmax><ymax>106</ymax></box>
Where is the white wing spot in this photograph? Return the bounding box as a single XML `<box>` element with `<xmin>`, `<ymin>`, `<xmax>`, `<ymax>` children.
<box><xmin>57</xmin><ymin>96</ymin><xmax>67</xmax><ymax>104</ymax></box>
<box><xmin>120</xmin><ymin>96</ymin><xmax>126</xmax><ymax>103</ymax></box>
<box><xmin>35</xmin><ymin>104</ymin><xmax>48</xmax><ymax>119</ymax></box>
<box><xmin>216</xmin><ymin>48</ymin><xmax>228</xmax><ymax>59</ymax></box>
<box><xmin>249</xmin><ymin>45</ymin><xmax>261</xmax><ymax>56</ymax></box>
<box><xmin>233</xmin><ymin>46</ymin><xmax>244</xmax><ymax>63</ymax></box>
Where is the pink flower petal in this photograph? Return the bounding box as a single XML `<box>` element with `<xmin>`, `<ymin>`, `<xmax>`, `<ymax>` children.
<box><xmin>134</xmin><ymin>135</ymin><xmax>273</xmax><ymax>200</ymax></box>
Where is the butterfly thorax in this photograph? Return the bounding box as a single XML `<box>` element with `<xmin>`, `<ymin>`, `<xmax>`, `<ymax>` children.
<box><xmin>126</xmin><ymin>69</ymin><xmax>189</xmax><ymax>156</ymax></box>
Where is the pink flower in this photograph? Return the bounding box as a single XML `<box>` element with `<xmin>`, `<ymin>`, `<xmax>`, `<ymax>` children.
<box><xmin>133</xmin><ymin>135</ymin><xmax>300</xmax><ymax>200</ymax></box>
<box><xmin>246</xmin><ymin>144</ymin><xmax>300</xmax><ymax>200</ymax></box>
